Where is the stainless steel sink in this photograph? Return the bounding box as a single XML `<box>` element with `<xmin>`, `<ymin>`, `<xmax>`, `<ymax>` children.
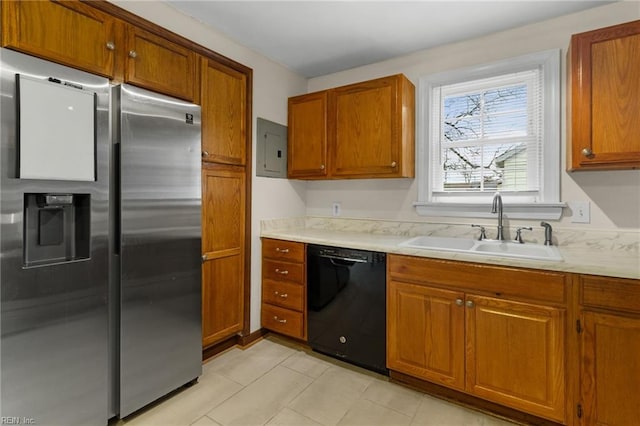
<box><xmin>399</xmin><ymin>236</ymin><xmax>562</xmax><ymax>262</ymax></box>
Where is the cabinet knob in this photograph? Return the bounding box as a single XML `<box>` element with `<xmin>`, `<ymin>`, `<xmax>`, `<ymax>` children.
<box><xmin>105</xmin><ymin>41</ymin><xmax>115</xmax><ymax>51</ymax></box>
<box><xmin>275</xmin><ymin>268</ymin><xmax>289</xmax><ymax>275</ymax></box>
<box><xmin>201</xmin><ymin>151</ymin><xmax>209</xmax><ymax>158</ymax></box>
<box><xmin>275</xmin><ymin>247</ymin><xmax>289</xmax><ymax>253</ymax></box>
<box><xmin>320</xmin><ymin>164</ymin><xmax>325</xmax><ymax>170</ymax></box>
<box><xmin>274</xmin><ymin>291</ymin><xmax>288</xmax><ymax>299</ymax></box>
<box><xmin>455</xmin><ymin>298</ymin><xmax>464</xmax><ymax>307</ymax></box>
<box><xmin>466</xmin><ymin>300</ymin><xmax>475</xmax><ymax>308</ymax></box>
<box><xmin>391</xmin><ymin>161</ymin><xmax>397</xmax><ymax>167</ymax></box>
<box><xmin>128</xmin><ymin>50</ymin><xmax>138</xmax><ymax>59</ymax></box>
<box><xmin>201</xmin><ymin>254</ymin><xmax>207</xmax><ymax>263</ymax></box>
<box><xmin>582</xmin><ymin>148</ymin><xmax>593</xmax><ymax>157</ymax></box>
<box><xmin>273</xmin><ymin>316</ymin><xmax>287</xmax><ymax>324</ymax></box>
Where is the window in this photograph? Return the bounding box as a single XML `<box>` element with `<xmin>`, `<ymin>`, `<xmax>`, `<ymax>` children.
<box><xmin>415</xmin><ymin>49</ymin><xmax>564</xmax><ymax>219</ymax></box>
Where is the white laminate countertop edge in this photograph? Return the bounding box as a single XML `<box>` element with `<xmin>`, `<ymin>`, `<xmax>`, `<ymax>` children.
<box><xmin>261</xmin><ymin>228</ymin><xmax>640</xmax><ymax>280</ymax></box>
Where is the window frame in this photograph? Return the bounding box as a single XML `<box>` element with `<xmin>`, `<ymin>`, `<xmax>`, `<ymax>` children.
<box><xmin>415</xmin><ymin>49</ymin><xmax>565</xmax><ymax>220</ymax></box>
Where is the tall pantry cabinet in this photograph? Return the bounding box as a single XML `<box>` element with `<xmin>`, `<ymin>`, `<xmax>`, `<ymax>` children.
<box><xmin>2</xmin><ymin>0</ymin><xmax>254</xmax><ymax>350</ymax></box>
<box><xmin>200</xmin><ymin>57</ymin><xmax>251</xmax><ymax>347</ymax></box>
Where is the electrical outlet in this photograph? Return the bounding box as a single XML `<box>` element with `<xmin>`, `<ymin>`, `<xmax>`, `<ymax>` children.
<box><xmin>332</xmin><ymin>202</ymin><xmax>341</xmax><ymax>217</ymax></box>
<box><xmin>569</xmin><ymin>201</ymin><xmax>590</xmax><ymax>223</ymax></box>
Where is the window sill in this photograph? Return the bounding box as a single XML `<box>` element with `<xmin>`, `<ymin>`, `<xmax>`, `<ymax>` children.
<box><xmin>414</xmin><ymin>201</ymin><xmax>566</xmax><ymax>220</ymax></box>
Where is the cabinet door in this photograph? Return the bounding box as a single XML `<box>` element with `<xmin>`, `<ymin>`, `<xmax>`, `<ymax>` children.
<box><xmin>581</xmin><ymin>311</ymin><xmax>640</xmax><ymax>425</ymax></box>
<box><xmin>330</xmin><ymin>75</ymin><xmax>412</xmax><ymax>178</ymax></box>
<box><xmin>569</xmin><ymin>21</ymin><xmax>640</xmax><ymax>170</ymax></box>
<box><xmin>387</xmin><ymin>280</ymin><xmax>465</xmax><ymax>390</ymax></box>
<box><xmin>288</xmin><ymin>92</ymin><xmax>328</xmax><ymax>178</ymax></box>
<box><xmin>201</xmin><ymin>58</ymin><xmax>247</xmax><ymax>165</ymax></box>
<box><xmin>125</xmin><ymin>26</ymin><xmax>196</xmax><ymax>101</ymax></box>
<box><xmin>201</xmin><ymin>166</ymin><xmax>245</xmax><ymax>347</ymax></box>
<box><xmin>466</xmin><ymin>295</ymin><xmax>565</xmax><ymax>422</ymax></box>
<box><xmin>2</xmin><ymin>0</ymin><xmax>116</xmax><ymax>77</ymax></box>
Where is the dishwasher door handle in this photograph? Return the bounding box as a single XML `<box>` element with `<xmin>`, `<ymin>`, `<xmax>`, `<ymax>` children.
<box><xmin>316</xmin><ymin>254</ymin><xmax>369</xmax><ymax>264</ymax></box>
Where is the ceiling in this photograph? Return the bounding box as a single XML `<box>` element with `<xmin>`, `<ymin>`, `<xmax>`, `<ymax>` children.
<box><xmin>167</xmin><ymin>1</ymin><xmax>612</xmax><ymax>78</ymax></box>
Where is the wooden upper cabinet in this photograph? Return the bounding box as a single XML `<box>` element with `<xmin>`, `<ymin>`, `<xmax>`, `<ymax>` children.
<box><xmin>330</xmin><ymin>75</ymin><xmax>414</xmax><ymax>178</ymax></box>
<box><xmin>201</xmin><ymin>58</ymin><xmax>247</xmax><ymax>165</ymax></box>
<box><xmin>466</xmin><ymin>295</ymin><xmax>566</xmax><ymax>423</ymax></box>
<box><xmin>287</xmin><ymin>74</ymin><xmax>414</xmax><ymax>179</ymax></box>
<box><xmin>125</xmin><ymin>25</ymin><xmax>196</xmax><ymax>102</ymax></box>
<box><xmin>288</xmin><ymin>91</ymin><xmax>328</xmax><ymax>178</ymax></box>
<box><xmin>1</xmin><ymin>0</ymin><xmax>116</xmax><ymax>77</ymax></box>
<box><xmin>568</xmin><ymin>20</ymin><xmax>640</xmax><ymax>170</ymax></box>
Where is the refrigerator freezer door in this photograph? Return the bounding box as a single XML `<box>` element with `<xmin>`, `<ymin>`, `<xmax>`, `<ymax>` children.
<box><xmin>117</xmin><ymin>84</ymin><xmax>202</xmax><ymax>417</ymax></box>
<box><xmin>0</xmin><ymin>48</ymin><xmax>110</xmax><ymax>425</ymax></box>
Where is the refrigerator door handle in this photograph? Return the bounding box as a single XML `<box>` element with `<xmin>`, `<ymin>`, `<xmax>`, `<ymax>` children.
<box><xmin>113</xmin><ymin>142</ymin><xmax>121</xmax><ymax>255</ymax></box>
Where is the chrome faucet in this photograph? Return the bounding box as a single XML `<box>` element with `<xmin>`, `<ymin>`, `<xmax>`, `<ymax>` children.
<box><xmin>491</xmin><ymin>192</ymin><xmax>504</xmax><ymax>240</ymax></box>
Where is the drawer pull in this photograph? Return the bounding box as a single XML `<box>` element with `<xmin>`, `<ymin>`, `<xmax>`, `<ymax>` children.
<box><xmin>274</xmin><ymin>291</ymin><xmax>289</xmax><ymax>299</ymax></box>
<box><xmin>273</xmin><ymin>316</ymin><xmax>287</xmax><ymax>324</ymax></box>
<box><xmin>275</xmin><ymin>247</ymin><xmax>290</xmax><ymax>253</ymax></box>
<box><xmin>275</xmin><ymin>269</ymin><xmax>289</xmax><ymax>275</ymax></box>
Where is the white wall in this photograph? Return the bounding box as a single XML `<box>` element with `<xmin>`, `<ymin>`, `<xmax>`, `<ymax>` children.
<box><xmin>112</xmin><ymin>1</ymin><xmax>308</xmax><ymax>333</ymax></box>
<box><xmin>306</xmin><ymin>2</ymin><xmax>640</xmax><ymax>232</ymax></box>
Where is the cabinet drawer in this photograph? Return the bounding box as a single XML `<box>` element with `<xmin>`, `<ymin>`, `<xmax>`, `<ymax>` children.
<box><xmin>581</xmin><ymin>275</ymin><xmax>640</xmax><ymax>314</ymax></box>
<box><xmin>261</xmin><ymin>304</ymin><xmax>304</xmax><ymax>339</ymax></box>
<box><xmin>262</xmin><ymin>279</ymin><xmax>304</xmax><ymax>311</ymax></box>
<box><xmin>262</xmin><ymin>238</ymin><xmax>305</xmax><ymax>262</ymax></box>
<box><xmin>388</xmin><ymin>255</ymin><xmax>567</xmax><ymax>304</ymax></box>
<box><xmin>263</xmin><ymin>259</ymin><xmax>304</xmax><ymax>284</ymax></box>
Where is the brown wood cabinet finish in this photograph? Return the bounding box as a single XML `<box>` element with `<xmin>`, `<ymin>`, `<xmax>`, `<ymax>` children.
<box><xmin>1</xmin><ymin>0</ymin><xmax>117</xmax><ymax>77</ymax></box>
<box><xmin>568</xmin><ymin>20</ymin><xmax>640</xmax><ymax>170</ymax></box>
<box><xmin>201</xmin><ymin>57</ymin><xmax>247</xmax><ymax>165</ymax></box>
<box><xmin>579</xmin><ymin>275</ymin><xmax>640</xmax><ymax>425</ymax></box>
<box><xmin>261</xmin><ymin>239</ymin><xmax>306</xmax><ymax>340</ymax></box>
<box><xmin>466</xmin><ymin>295</ymin><xmax>566</xmax><ymax>422</ymax></box>
<box><xmin>288</xmin><ymin>91</ymin><xmax>329</xmax><ymax>178</ymax></box>
<box><xmin>387</xmin><ymin>280</ymin><xmax>465</xmax><ymax>390</ymax></box>
<box><xmin>330</xmin><ymin>75</ymin><xmax>415</xmax><ymax>178</ymax></box>
<box><xmin>125</xmin><ymin>25</ymin><xmax>196</xmax><ymax>101</ymax></box>
<box><xmin>287</xmin><ymin>74</ymin><xmax>414</xmax><ymax>179</ymax></box>
<box><xmin>387</xmin><ymin>254</ymin><xmax>567</xmax><ymax>423</ymax></box>
<box><xmin>201</xmin><ymin>166</ymin><xmax>246</xmax><ymax>347</ymax></box>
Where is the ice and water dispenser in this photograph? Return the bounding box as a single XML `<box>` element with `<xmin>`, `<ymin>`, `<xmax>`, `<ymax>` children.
<box><xmin>23</xmin><ymin>193</ymin><xmax>90</xmax><ymax>267</ymax></box>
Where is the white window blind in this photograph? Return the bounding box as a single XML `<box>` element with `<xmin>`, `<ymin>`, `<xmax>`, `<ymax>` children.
<box><xmin>431</xmin><ymin>69</ymin><xmax>543</xmax><ymax>196</ymax></box>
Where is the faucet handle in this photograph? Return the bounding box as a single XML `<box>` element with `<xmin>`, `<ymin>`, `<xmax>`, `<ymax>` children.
<box><xmin>471</xmin><ymin>224</ymin><xmax>487</xmax><ymax>241</ymax></box>
<box><xmin>514</xmin><ymin>227</ymin><xmax>533</xmax><ymax>244</ymax></box>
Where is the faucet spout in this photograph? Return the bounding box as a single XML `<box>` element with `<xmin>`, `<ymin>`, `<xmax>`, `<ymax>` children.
<box><xmin>491</xmin><ymin>192</ymin><xmax>504</xmax><ymax>241</ymax></box>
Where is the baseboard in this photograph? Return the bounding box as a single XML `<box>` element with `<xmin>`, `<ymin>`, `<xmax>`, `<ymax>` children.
<box><xmin>389</xmin><ymin>370</ymin><xmax>563</xmax><ymax>426</ymax></box>
<box><xmin>202</xmin><ymin>329</ymin><xmax>269</xmax><ymax>362</ymax></box>
<box><xmin>237</xmin><ymin>328</ymin><xmax>268</xmax><ymax>347</ymax></box>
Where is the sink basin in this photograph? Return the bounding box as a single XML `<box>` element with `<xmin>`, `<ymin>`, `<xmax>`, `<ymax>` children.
<box><xmin>399</xmin><ymin>236</ymin><xmax>562</xmax><ymax>262</ymax></box>
<box><xmin>473</xmin><ymin>240</ymin><xmax>562</xmax><ymax>261</ymax></box>
<box><xmin>398</xmin><ymin>235</ymin><xmax>476</xmax><ymax>251</ymax></box>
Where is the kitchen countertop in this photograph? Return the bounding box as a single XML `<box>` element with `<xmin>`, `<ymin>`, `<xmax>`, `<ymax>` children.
<box><xmin>261</xmin><ymin>217</ymin><xmax>640</xmax><ymax>280</ymax></box>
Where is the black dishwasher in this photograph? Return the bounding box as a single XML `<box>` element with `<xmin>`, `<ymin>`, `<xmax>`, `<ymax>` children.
<box><xmin>307</xmin><ymin>244</ymin><xmax>387</xmax><ymax>375</ymax></box>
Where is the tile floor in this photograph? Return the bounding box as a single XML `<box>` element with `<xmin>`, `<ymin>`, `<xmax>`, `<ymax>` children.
<box><xmin>119</xmin><ymin>337</ymin><xmax>517</xmax><ymax>426</ymax></box>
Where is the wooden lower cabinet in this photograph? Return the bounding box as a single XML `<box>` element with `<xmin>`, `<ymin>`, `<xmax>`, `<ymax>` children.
<box><xmin>261</xmin><ymin>239</ymin><xmax>306</xmax><ymax>340</ymax></box>
<box><xmin>579</xmin><ymin>275</ymin><xmax>640</xmax><ymax>425</ymax></box>
<box><xmin>387</xmin><ymin>255</ymin><xmax>567</xmax><ymax>423</ymax></box>
<box><xmin>387</xmin><ymin>280</ymin><xmax>465</xmax><ymax>390</ymax></box>
<box><xmin>201</xmin><ymin>166</ymin><xmax>246</xmax><ymax>347</ymax></box>
<box><xmin>466</xmin><ymin>295</ymin><xmax>565</xmax><ymax>422</ymax></box>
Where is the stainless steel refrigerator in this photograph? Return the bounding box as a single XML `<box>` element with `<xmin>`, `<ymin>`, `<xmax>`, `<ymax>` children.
<box><xmin>112</xmin><ymin>84</ymin><xmax>202</xmax><ymax>418</ymax></box>
<box><xmin>0</xmin><ymin>48</ymin><xmax>202</xmax><ymax>424</ymax></box>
